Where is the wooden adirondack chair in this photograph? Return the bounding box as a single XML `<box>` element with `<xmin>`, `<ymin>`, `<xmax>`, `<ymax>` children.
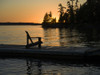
<box><xmin>25</xmin><ymin>31</ymin><xmax>43</xmax><ymax>48</ymax></box>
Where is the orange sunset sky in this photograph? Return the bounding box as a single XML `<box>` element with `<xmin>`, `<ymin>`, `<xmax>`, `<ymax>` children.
<box><xmin>0</xmin><ymin>0</ymin><xmax>86</xmax><ymax>23</ymax></box>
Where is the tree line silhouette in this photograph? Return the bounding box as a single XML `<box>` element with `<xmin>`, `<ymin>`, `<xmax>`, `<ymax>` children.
<box><xmin>43</xmin><ymin>0</ymin><xmax>100</xmax><ymax>27</ymax></box>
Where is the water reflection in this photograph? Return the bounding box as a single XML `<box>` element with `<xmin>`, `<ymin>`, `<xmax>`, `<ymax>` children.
<box><xmin>26</xmin><ymin>59</ymin><xmax>63</xmax><ymax>75</ymax></box>
<box><xmin>25</xmin><ymin>58</ymin><xmax>100</xmax><ymax>75</ymax></box>
<box><xmin>76</xmin><ymin>28</ymin><xmax>100</xmax><ymax>47</ymax></box>
<box><xmin>0</xmin><ymin>58</ymin><xmax>100</xmax><ymax>75</ymax></box>
<box><xmin>43</xmin><ymin>28</ymin><xmax>60</xmax><ymax>46</ymax></box>
<box><xmin>43</xmin><ymin>28</ymin><xmax>100</xmax><ymax>47</ymax></box>
<box><xmin>43</xmin><ymin>28</ymin><xmax>83</xmax><ymax>47</ymax></box>
<box><xmin>26</xmin><ymin>59</ymin><xmax>33</xmax><ymax>75</ymax></box>
<box><xmin>26</xmin><ymin>59</ymin><xmax>42</xmax><ymax>75</ymax></box>
<box><xmin>58</xmin><ymin>28</ymin><xmax>82</xmax><ymax>47</ymax></box>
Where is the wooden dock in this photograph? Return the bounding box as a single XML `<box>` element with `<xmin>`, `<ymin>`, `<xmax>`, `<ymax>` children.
<box><xmin>0</xmin><ymin>44</ymin><xmax>100</xmax><ymax>60</ymax></box>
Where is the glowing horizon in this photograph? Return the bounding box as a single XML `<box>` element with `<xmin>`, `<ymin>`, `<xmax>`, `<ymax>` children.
<box><xmin>0</xmin><ymin>0</ymin><xmax>86</xmax><ymax>23</ymax></box>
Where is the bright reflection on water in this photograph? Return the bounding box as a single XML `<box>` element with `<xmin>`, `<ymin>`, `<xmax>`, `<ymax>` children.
<box><xmin>0</xmin><ymin>25</ymin><xmax>100</xmax><ymax>47</ymax></box>
<box><xmin>0</xmin><ymin>58</ymin><xmax>100</xmax><ymax>75</ymax></box>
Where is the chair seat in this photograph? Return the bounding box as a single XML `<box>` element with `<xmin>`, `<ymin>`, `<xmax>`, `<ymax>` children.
<box><xmin>25</xmin><ymin>31</ymin><xmax>43</xmax><ymax>49</ymax></box>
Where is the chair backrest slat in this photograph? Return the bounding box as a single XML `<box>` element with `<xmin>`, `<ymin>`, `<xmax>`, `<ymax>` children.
<box><xmin>25</xmin><ymin>31</ymin><xmax>34</xmax><ymax>44</ymax></box>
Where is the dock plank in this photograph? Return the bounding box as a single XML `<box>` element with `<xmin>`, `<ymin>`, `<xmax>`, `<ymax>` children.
<box><xmin>0</xmin><ymin>44</ymin><xmax>100</xmax><ymax>60</ymax></box>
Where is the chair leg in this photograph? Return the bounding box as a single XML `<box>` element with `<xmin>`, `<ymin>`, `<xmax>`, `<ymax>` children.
<box><xmin>26</xmin><ymin>45</ymin><xmax>29</xmax><ymax>49</ymax></box>
<box><xmin>38</xmin><ymin>44</ymin><xmax>41</xmax><ymax>48</ymax></box>
<box><xmin>38</xmin><ymin>38</ymin><xmax>42</xmax><ymax>48</ymax></box>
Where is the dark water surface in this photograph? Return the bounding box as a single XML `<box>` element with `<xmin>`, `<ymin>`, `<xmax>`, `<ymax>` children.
<box><xmin>0</xmin><ymin>25</ymin><xmax>100</xmax><ymax>75</ymax></box>
<box><xmin>0</xmin><ymin>58</ymin><xmax>100</xmax><ymax>75</ymax></box>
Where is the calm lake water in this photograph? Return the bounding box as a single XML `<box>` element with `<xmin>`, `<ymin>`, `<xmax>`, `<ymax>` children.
<box><xmin>0</xmin><ymin>25</ymin><xmax>100</xmax><ymax>75</ymax></box>
<box><xmin>0</xmin><ymin>25</ymin><xmax>100</xmax><ymax>47</ymax></box>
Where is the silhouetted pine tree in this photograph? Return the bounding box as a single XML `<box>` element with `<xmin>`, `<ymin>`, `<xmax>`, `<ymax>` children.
<box><xmin>58</xmin><ymin>3</ymin><xmax>66</xmax><ymax>23</ymax></box>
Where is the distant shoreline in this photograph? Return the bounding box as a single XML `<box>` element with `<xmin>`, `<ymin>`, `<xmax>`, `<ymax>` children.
<box><xmin>0</xmin><ymin>22</ymin><xmax>42</xmax><ymax>26</ymax></box>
